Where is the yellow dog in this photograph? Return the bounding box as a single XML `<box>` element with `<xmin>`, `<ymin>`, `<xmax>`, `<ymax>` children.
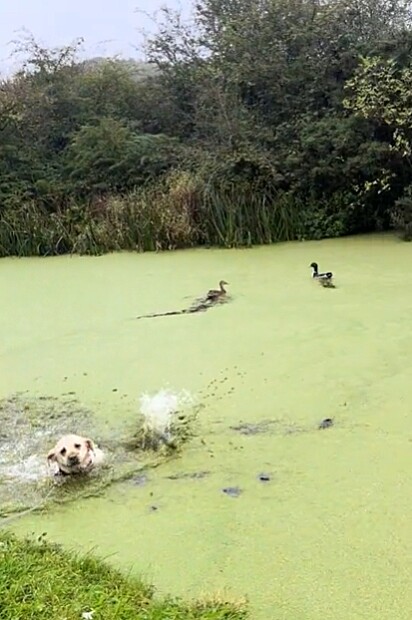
<box><xmin>47</xmin><ymin>434</ymin><xmax>104</xmax><ymax>476</ymax></box>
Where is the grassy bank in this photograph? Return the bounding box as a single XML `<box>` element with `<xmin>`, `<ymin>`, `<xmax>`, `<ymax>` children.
<box><xmin>0</xmin><ymin>533</ymin><xmax>247</xmax><ymax>619</ymax></box>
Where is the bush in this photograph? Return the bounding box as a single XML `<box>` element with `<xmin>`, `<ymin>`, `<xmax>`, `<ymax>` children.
<box><xmin>296</xmin><ymin>191</ymin><xmax>359</xmax><ymax>240</ymax></box>
<box><xmin>0</xmin><ymin>174</ymin><xmax>199</xmax><ymax>257</ymax></box>
<box><xmin>64</xmin><ymin>118</ymin><xmax>180</xmax><ymax>196</ymax></box>
<box><xmin>392</xmin><ymin>184</ymin><xmax>412</xmax><ymax>240</ymax></box>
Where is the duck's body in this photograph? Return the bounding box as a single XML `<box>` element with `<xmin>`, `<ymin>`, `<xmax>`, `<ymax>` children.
<box><xmin>206</xmin><ymin>280</ymin><xmax>229</xmax><ymax>301</ymax></box>
<box><xmin>319</xmin><ymin>417</ymin><xmax>334</xmax><ymax>430</ymax></box>
<box><xmin>310</xmin><ymin>262</ymin><xmax>334</xmax><ymax>287</ymax></box>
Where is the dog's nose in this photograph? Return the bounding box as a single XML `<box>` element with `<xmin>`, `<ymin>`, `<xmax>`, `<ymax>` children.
<box><xmin>68</xmin><ymin>455</ymin><xmax>79</xmax><ymax>466</ymax></box>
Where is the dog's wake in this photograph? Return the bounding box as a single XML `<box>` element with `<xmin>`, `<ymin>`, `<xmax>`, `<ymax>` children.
<box><xmin>0</xmin><ymin>391</ymin><xmax>199</xmax><ymax>520</ymax></box>
<box><xmin>0</xmin><ymin>395</ymin><xmax>103</xmax><ymax>517</ymax></box>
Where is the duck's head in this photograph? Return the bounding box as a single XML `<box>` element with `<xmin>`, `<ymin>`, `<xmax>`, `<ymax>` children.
<box><xmin>220</xmin><ymin>280</ymin><xmax>229</xmax><ymax>286</ymax></box>
<box><xmin>309</xmin><ymin>262</ymin><xmax>318</xmax><ymax>270</ymax></box>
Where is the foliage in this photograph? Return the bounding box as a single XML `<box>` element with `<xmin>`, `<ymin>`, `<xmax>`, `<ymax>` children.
<box><xmin>64</xmin><ymin>118</ymin><xmax>179</xmax><ymax>195</ymax></box>
<box><xmin>0</xmin><ymin>181</ymin><xmax>197</xmax><ymax>256</ymax></box>
<box><xmin>392</xmin><ymin>184</ymin><xmax>412</xmax><ymax>240</ymax></box>
<box><xmin>2</xmin><ymin>1</ymin><xmax>412</xmax><ymax>253</ymax></box>
<box><xmin>0</xmin><ymin>533</ymin><xmax>248</xmax><ymax>619</ymax></box>
<box><xmin>343</xmin><ymin>36</ymin><xmax>412</xmax><ymax>238</ymax></box>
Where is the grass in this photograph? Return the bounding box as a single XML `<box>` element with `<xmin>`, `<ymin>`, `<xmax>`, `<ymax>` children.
<box><xmin>0</xmin><ymin>532</ymin><xmax>248</xmax><ymax>620</ymax></box>
<box><xmin>0</xmin><ymin>172</ymin><xmax>300</xmax><ymax>257</ymax></box>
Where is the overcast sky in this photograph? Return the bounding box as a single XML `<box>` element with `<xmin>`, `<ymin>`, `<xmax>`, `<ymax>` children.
<box><xmin>0</xmin><ymin>0</ymin><xmax>188</xmax><ymax>75</ymax></box>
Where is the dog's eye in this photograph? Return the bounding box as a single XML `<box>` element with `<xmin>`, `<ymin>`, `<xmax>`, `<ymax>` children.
<box><xmin>74</xmin><ymin>443</ymin><xmax>81</xmax><ymax>449</ymax></box>
<box><xmin>60</xmin><ymin>447</ymin><xmax>67</xmax><ymax>456</ymax></box>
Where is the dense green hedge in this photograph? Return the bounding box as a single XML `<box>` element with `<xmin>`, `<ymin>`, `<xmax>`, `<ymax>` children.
<box><xmin>1</xmin><ymin>1</ymin><xmax>412</xmax><ymax>255</ymax></box>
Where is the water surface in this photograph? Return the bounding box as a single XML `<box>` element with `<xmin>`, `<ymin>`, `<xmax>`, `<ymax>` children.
<box><xmin>2</xmin><ymin>234</ymin><xmax>412</xmax><ymax>619</ymax></box>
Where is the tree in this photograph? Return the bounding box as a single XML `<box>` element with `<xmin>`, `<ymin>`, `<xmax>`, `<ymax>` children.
<box><xmin>64</xmin><ymin>118</ymin><xmax>179</xmax><ymax>195</ymax></box>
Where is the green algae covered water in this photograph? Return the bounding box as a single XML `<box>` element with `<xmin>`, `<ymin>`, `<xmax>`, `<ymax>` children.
<box><xmin>1</xmin><ymin>233</ymin><xmax>412</xmax><ymax>619</ymax></box>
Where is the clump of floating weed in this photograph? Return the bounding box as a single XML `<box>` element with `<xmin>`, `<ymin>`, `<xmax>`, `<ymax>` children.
<box><xmin>127</xmin><ymin>389</ymin><xmax>200</xmax><ymax>453</ymax></box>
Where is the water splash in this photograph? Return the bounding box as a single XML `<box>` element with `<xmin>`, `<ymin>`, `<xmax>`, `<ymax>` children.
<box><xmin>2</xmin><ymin>454</ymin><xmax>48</xmax><ymax>482</ymax></box>
<box><xmin>138</xmin><ymin>388</ymin><xmax>195</xmax><ymax>436</ymax></box>
<box><xmin>0</xmin><ymin>430</ymin><xmax>53</xmax><ymax>484</ymax></box>
<box><xmin>0</xmin><ymin>395</ymin><xmax>97</xmax><ymax>513</ymax></box>
<box><xmin>0</xmin><ymin>393</ymin><xmax>189</xmax><ymax>517</ymax></box>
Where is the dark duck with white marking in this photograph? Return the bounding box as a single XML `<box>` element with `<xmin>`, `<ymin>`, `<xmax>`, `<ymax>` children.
<box><xmin>310</xmin><ymin>262</ymin><xmax>335</xmax><ymax>288</ymax></box>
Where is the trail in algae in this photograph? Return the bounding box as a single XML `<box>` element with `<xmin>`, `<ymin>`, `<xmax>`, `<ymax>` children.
<box><xmin>135</xmin><ymin>289</ymin><xmax>230</xmax><ymax>319</ymax></box>
<box><xmin>1</xmin><ymin>233</ymin><xmax>412</xmax><ymax>619</ymax></box>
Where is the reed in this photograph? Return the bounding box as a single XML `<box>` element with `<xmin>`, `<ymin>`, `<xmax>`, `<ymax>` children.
<box><xmin>0</xmin><ymin>173</ymin><xmax>301</xmax><ymax>257</ymax></box>
<box><xmin>198</xmin><ymin>182</ymin><xmax>298</xmax><ymax>247</ymax></box>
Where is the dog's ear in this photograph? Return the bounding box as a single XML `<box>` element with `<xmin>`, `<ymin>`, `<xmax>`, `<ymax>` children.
<box><xmin>47</xmin><ymin>449</ymin><xmax>56</xmax><ymax>463</ymax></box>
<box><xmin>85</xmin><ymin>438</ymin><xmax>95</xmax><ymax>451</ymax></box>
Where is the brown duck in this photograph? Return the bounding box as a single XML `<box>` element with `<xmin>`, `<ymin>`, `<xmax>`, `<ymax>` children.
<box><xmin>206</xmin><ymin>280</ymin><xmax>229</xmax><ymax>301</ymax></box>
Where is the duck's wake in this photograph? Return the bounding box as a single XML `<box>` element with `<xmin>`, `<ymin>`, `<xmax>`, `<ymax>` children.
<box><xmin>135</xmin><ymin>296</ymin><xmax>228</xmax><ymax>320</ymax></box>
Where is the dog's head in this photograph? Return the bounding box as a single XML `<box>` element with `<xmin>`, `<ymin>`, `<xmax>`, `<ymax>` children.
<box><xmin>47</xmin><ymin>434</ymin><xmax>96</xmax><ymax>475</ymax></box>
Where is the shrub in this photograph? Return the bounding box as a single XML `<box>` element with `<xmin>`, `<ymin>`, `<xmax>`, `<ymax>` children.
<box><xmin>391</xmin><ymin>184</ymin><xmax>412</xmax><ymax>240</ymax></box>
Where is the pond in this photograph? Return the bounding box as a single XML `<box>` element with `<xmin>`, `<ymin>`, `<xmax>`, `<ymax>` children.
<box><xmin>2</xmin><ymin>233</ymin><xmax>412</xmax><ymax>619</ymax></box>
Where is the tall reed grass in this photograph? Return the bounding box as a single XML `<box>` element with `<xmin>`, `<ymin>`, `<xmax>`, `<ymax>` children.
<box><xmin>198</xmin><ymin>183</ymin><xmax>298</xmax><ymax>247</ymax></box>
<box><xmin>0</xmin><ymin>171</ymin><xmax>299</xmax><ymax>257</ymax></box>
